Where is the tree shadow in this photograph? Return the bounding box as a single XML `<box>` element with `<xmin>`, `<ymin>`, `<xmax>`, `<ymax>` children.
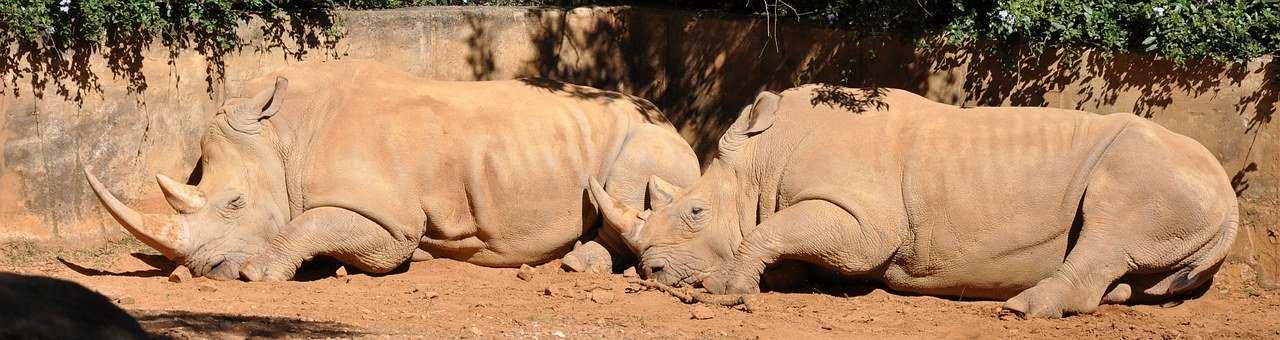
<box><xmin>518</xmin><ymin>78</ymin><xmax>670</xmax><ymax>124</ymax></box>
<box><xmin>134</xmin><ymin>310</ymin><xmax>365</xmax><ymax>339</ymax></box>
<box><xmin>514</xmin><ymin>7</ymin><xmax>894</xmax><ymax>165</ymax></box>
<box><xmin>0</xmin><ymin>8</ymin><xmax>342</xmax><ymax>104</ymax></box>
<box><xmin>499</xmin><ymin>6</ymin><xmax>1273</xmax><ymax>176</ymax></box>
<box><xmin>0</xmin><ymin>272</ymin><xmax>148</xmax><ymax>339</ymax></box>
<box><xmin>465</xmin><ymin>12</ymin><xmax>498</xmax><ymax>81</ymax></box>
<box><xmin>1237</xmin><ymin>59</ymin><xmax>1277</xmax><ymax>133</ymax></box>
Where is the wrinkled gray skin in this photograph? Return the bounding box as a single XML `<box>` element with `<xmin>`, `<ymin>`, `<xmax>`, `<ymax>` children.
<box><xmin>85</xmin><ymin>61</ymin><xmax>699</xmax><ymax>281</ymax></box>
<box><xmin>590</xmin><ymin>85</ymin><xmax>1239</xmax><ymax>318</ymax></box>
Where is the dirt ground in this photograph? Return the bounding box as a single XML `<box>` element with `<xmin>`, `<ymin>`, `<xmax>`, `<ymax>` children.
<box><xmin>2</xmin><ymin>240</ymin><xmax>1278</xmax><ymax>339</ymax></box>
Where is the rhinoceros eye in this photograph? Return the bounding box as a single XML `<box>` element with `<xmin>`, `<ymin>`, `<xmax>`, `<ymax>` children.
<box><xmin>690</xmin><ymin>207</ymin><xmax>704</xmax><ymax>215</ymax></box>
<box><xmin>226</xmin><ymin>195</ymin><xmax>245</xmax><ymax>210</ymax></box>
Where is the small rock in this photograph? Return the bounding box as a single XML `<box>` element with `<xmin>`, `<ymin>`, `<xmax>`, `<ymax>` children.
<box><xmin>197</xmin><ymin>285</ymin><xmax>217</xmax><ymax>293</ymax></box>
<box><xmin>691</xmin><ymin>305</ymin><xmax>715</xmax><ymax>320</ymax></box>
<box><xmin>541</xmin><ymin>259</ymin><xmax>565</xmax><ymax>272</ymax></box>
<box><xmin>517</xmin><ymin>264</ymin><xmax>535</xmax><ymax>281</ymax></box>
<box><xmin>543</xmin><ymin>283</ymin><xmax>575</xmax><ymax>298</ymax></box>
<box><xmin>468</xmin><ymin>326</ymin><xmax>484</xmax><ymax>336</ymax></box>
<box><xmin>552</xmin><ymin>330</ymin><xmax>566</xmax><ymax>338</ymax></box>
<box><xmin>116</xmin><ymin>297</ymin><xmax>136</xmax><ymax>305</ymax></box>
<box><xmin>622</xmin><ymin>266</ymin><xmax>638</xmax><ymax>278</ymax></box>
<box><xmin>422</xmin><ymin>291</ymin><xmax>440</xmax><ymax>299</ymax></box>
<box><xmin>589</xmin><ymin>290</ymin><xmax>616</xmax><ymax>304</ymax></box>
<box><xmin>168</xmin><ymin>266</ymin><xmax>193</xmax><ymax>283</ymax></box>
<box><xmin>335</xmin><ymin>266</ymin><xmax>349</xmax><ymax>278</ymax></box>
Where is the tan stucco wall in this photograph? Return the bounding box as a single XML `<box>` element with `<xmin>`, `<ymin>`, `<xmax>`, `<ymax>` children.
<box><xmin>1</xmin><ymin>6</ymin><xmax>1275</xmax><ymax>284</ymax></box>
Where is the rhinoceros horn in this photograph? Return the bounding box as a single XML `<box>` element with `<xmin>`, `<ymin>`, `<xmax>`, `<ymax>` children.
<box><xmin>586</xmin><ymin>177</ymin><xmax>648</xmax><ymax>252</ymax></box>
<box><xmin>156</xmin><ymin>173</ymin><xmax>205</xmax><ymax>214</ymax></box>
<box><xmin>84</xmin><ymin>168</ymin><xmax>192</xmax><ymax>260</ymax></box>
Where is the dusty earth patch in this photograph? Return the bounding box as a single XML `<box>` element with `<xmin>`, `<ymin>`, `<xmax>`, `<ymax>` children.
<box><xmin>1</xmin><ymin>241</ymin><xmax>1277</xmax><ymax>339</ymax></box>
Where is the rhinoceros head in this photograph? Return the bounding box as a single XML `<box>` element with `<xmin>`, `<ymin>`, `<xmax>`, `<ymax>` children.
<box><xmin>84</xmin><ymin>77</ymin><xmax>293</xmax><ymax>280</ymax></box>
<box><xmin>590</xmin><ymin>91</ymin><xmax>780</xmax><ymax>286</ymax></box>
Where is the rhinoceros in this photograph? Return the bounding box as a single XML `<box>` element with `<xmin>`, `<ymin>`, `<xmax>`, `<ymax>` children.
<box><xmin>589</xmin><ymin>85</ymin><xmax>1238</xmax><ymax>317</ymax></box>
<box><xmin>84</xmin><ymin>61</ymin><xmax>699</xmax><ymax>281</ymax></box>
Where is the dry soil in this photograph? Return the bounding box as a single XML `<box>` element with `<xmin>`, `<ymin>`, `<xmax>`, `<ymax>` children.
<box><xmin>1</xmin><ymin>241</ymin><xmax>1277</xmax><ymax>339</ymax></box>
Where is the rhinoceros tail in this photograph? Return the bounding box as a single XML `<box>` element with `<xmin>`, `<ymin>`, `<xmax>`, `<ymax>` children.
<box><xmin>1169</xmin><ymin>198</ymin><xmax>1239</xmax><ymax>294</ymax></box>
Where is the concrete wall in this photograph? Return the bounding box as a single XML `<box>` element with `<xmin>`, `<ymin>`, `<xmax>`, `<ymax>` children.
<box><xmin>1</xmin><ymin>6</ymin><xmax>1275</xmax><ymax>284</ymax></box>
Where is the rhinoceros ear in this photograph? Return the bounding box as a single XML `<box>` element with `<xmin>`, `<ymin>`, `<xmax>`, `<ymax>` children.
<box><xmin>646</xmin><ymin>176</ymin><xmax>680</xmax><ymax>210</ymax></box>
<box><xmin>740</xmin><ymin>91</ymin><xmax>780</xmax><ymax>134</ymax></box>
<box><xmin>228</xmin><ymin>77</ymin><xmax>288</xmax><ymax>134</ymax></box>
<box><xmin>719</xmin><ymin>91</ymin><xmax>781</xmax><ymax>156</ymax></box>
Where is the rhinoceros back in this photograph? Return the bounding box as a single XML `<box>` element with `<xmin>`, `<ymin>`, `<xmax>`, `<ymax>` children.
<box><xmin>299</xmin><ymin>77</ymin><xmax>652</xmax><ymax>266</ymax></box>
<box><xmin>892</xmin><ymin>108</ymin><xmax>1136</xmax><ymax>295</ymax></box>
<box><xmin>771</xmin><ymin>93</ymin><xmax>1139</xmax><ymax>297</ymax></box>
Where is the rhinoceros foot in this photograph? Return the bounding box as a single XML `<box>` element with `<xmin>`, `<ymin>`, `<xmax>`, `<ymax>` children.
<box><xmin>1003</xmin><ymin>274</ymin><xmax>1107</xmax><ymax>318</ymax></box>
<box><xmin>238</xmin><ymin>253</ymin><xmax>302</xmax><ymax>282</ymax></box>
<box><xmin>561</xmin><ymin>241</ymin><xmax>613</xmax><ymax>274</ymax></box>
<box><xmin>702</xmin><ymin>270</ymin><xmax>761</xmax><ymax>295</ymax></box>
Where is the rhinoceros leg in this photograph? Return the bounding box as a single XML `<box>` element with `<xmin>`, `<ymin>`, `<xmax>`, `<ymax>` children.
<box><xmin>410</xmin><ymin>249</ymin><xmax>434</xmax><ymax>262</ymax></box>
<box><xmin>562</xmin><ymin>239</ymin><xmax>614</xmax><ymax>273</ymax></box>
<box><xmin>240</xmin><ymin>207</ymin><xmax>416</xmax><ymax>281</ymax></box>
<box><xmin>1005</xmin><ymin>126</ymin><xmax>1237</xmax><ymax>317</ymax></box>
<box><xmin>702</xmin><ymin>200</ymin><xmax>900</xmax><ymax>294</ymax></box>
<box><xmin>1002</xmin><ymin>248</ymin><xmax>1130</xmax><ymax>318</ymax></box>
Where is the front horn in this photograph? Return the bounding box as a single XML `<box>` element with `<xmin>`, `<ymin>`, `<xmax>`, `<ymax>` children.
<box><xmin>84</xmin><ymin>168</ymin><xmax>192</xmax><ymax>261</ymax></box>
<box><xmin>586</xmin><ymin>177</ymin><xmax>648</xmax><ymax>252</ymax></box>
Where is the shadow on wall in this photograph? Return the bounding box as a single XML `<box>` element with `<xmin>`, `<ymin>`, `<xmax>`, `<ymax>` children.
<box><xmin>0</xmin><ymin>10</ymin><xmax>341</xmax><ymax>103</ymax></box>
<box><xmin>493</xmin><ymin>7</ymin><xmax>1274</xmax><ymax>195</ymax></box>
<box><xmin>506</xmin><ymin>8</ymin><xmax>894</xmax><ymax>162</ymax></box>
<box><xmin>0</xmin><ymin>272</ymin><xmax>148</xmax><ymax>339</ymax></box>
<box><xmin>0</xmin><ymin>10</ymin><xmax>345</xmax><ymax>239</ymax></box>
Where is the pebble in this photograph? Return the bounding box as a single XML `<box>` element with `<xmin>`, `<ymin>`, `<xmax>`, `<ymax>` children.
<box><xmin>691</xmin><ymin>305</ymin><xmax>715</xmax><ymax>320</ymax></box>
<box><xmin>552</xmin><ymin>330</ymin><xmax>566</xmax><ymax>338</ymax></box>
<box><xmin>422</xmin><ymin>291</ymin><xmax>440</xmax><ymax>299</ymax></box>
<box><xmin>167</xmin><ymin>266</ymin><xmax>193</xmax><ymax>283</ymax></box>
<box><xmin>543</xmin><ymin>283</ymin><xmax>575</xmax><ymax>298</ymax></box>
<box><xmin>589</xmin><ymin>290</ymin><xmax>616</xmax><ymax>304</ymax></box>
<box><xmin>116</xmin><ymin>296</ymin><xmax>136</xmax><ymax>305</ymax></box>
<box><xmin>622</xmin><ymin>266</ymin><xmax>639</xmax><ymax>278</ymax></box>
<box><xmin>468</xmin><ymin>326</ymin><xmax>484</xmax><ymax>336</ymax></box>
<box><xmin>335</xmin><ymin>266</ymin><xmax>349</xmax><ymax>278</ymax></box>
<box><xmin>517</xmin><ymin>264</ymin><xmax>535</xmax><ymax>281</ymax></box>
<box><xmin>197</xmin><ymin>285</ymin><xmax>217</xmax><ymax>293</ymax></box>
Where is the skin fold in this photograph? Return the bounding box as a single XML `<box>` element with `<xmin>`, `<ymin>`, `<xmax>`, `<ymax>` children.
<box><xmin>85</xmin><ymin>61</ymin><xmax>699</xmax><ymax>281</ymax></box>
<box><xmin>591</xmin><ymin>85</ymin><xmax>1238</xmax><ymax>318</ymax></box>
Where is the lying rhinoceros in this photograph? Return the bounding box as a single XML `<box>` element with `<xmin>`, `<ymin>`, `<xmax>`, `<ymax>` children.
<box><xmin>85</xmin><ymin>61</ymin><xmax>699</xmax><ymax>281</ymax></box>
<box><xmin>589</xmin><ymin>84</ymin><xmax>1238</xmax><ymax>318</ymax></box>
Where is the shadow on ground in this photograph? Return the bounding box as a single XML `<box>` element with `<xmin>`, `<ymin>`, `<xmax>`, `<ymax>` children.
<box><xmin>0</xmin><ymin>272</ymin><xmax>147</xmax><ymax>339</ymax></box>
<box><xmin>134</xmin><ymin>310</ymin><xmax>365</xmax><ymax>339</ymax></box>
